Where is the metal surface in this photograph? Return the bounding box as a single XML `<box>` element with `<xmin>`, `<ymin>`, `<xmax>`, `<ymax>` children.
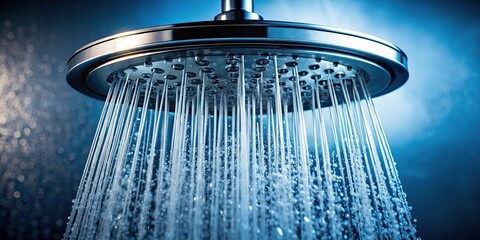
<box><xmin>98</xmin><ymin>53</ymin><xmax>386</xmax><ymax>111</ymax></box>
<box><xmin>66</xmin><ymin>20</ymin><xmax>408</xmax><ymax>104</ymax></box>
<box><xmin>215</xmin><ymin>0</ymin><xmax>263</xmax><ymax>20</ymax></box>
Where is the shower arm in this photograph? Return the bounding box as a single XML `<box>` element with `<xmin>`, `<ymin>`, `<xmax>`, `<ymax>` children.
<box><xmin>214</xmin><ymin>0</ymin><xmax>263</xmax><ymax>21</ymax></box>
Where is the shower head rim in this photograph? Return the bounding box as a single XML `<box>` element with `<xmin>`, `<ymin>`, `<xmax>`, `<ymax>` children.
<box><xmin>67</xmin><ymin>20</ymin><xmax>407</xmax><ymax>62</ymax></box>
<box><xmin>66</xmin><ymin>20</ymin><xmax>408</xmax><ymax>101</ymax></box>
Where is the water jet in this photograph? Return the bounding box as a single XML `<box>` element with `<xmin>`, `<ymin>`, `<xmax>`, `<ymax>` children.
<box><xmin>65</xmin><ymin>0</ymin><xmax>416</xmax><ymax>239</ymax></box>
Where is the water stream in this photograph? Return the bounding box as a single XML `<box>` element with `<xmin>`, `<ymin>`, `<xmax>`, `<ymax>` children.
<box><xmin>64</xmin><ymin>54</ymin><xmax>417</xmax><ymax>239</ymax></box>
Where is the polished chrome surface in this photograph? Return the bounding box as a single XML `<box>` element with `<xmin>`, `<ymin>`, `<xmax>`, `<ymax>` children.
<box><xmin>222</xmin><ymin>0</ymin><xmax>254</xmax><ymax>12</ymax></box>
<box><xmin>67</xmin><ymin>20</ymin><xmax>408</xmax><ymax>104</ymax></box>
<box><xmin>214</xmin><ymin>0</ymin><xmax>263</xmax><ymax>20</ymax></box>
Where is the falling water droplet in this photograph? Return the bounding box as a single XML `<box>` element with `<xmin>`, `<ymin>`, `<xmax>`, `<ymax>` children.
<box><xmin>276</xmin><ymin>227</ymin><xmax>283</xmax><ymax>236</ymax></box>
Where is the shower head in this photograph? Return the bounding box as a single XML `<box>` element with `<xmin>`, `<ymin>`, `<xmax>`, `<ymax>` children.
<box><xmin>65</xmin><ymin>2</ymin><xmax>417</xmax><ymax>238</ymax></box>
<box><xmin>66</xmin><ymin>0</ymin><xmax>408</xmax><ymax>111</ymax></box>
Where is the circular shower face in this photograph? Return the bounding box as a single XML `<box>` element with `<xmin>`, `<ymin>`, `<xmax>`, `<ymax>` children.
<box><xmin>98</xmin><ymin>52</ymin><xmax>386</xmax><ymax>111</ymax></box>
<box><xmin>66</xmin><ymin>21</ymin><xmax>408</xmax><ymax>111</ymax></box>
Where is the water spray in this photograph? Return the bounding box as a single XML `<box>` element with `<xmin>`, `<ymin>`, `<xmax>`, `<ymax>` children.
<box><xmin>65</xmin><ymin>0</ymin><xmax>416</xmax><ymax>239</ymax></box>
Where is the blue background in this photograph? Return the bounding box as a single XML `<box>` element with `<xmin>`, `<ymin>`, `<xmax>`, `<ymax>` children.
<box><xmin>0</xmin><ymin>0</ymin><xmax>479</xmax><ymax>239</ymax></box>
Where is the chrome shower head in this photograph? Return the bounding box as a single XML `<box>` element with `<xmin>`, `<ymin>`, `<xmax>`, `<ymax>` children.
<box><xmin>64</xmin><ymin>2</ymin><xmax>417</xmax><ymax>239</ymax></box>
<box><xmin>66</xmin><ymin>0</ymin><xmax>408</xmax><ymax>111</ymax></box>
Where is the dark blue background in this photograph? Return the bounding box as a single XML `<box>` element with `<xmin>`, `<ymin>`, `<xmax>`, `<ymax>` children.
<box><xmin>0</xmin><ymin>0</ymin><xmax>479</xmax><ymax>239</ymax></box>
